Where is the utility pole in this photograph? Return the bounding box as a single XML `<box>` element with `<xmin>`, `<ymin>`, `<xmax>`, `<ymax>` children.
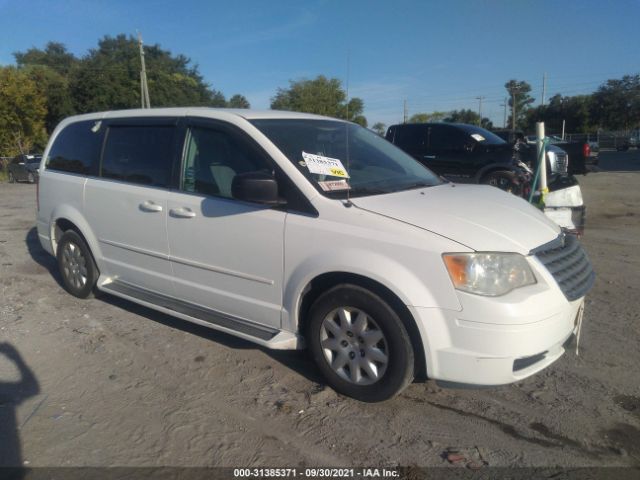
<box><xmin>500</xmin><ymin>97</ymin><xmax>507</xmax><ymax>128</ymax></box>
<box><xmin>508</xmin><ymin>82</ymin><xmax>522</xmax><ymax>132</ymax></box>
<box><xmin>403</xmin><ymin>100</ymin><xmax>408</xmax><ymax>124</ymax></box>
<box><xmin>476</xmin><ymin>96</ymin><xmax>485</xmax><ymax>126</ymax></box>
<box><xmin>541</xmin><ymin>72</ymin><xmax>547</xmax><ymax>106</ymax></box>
<box><xmin>138</xmin><ymin>31</ymin><xmax>150</xmax><ymax>109</ymax></box>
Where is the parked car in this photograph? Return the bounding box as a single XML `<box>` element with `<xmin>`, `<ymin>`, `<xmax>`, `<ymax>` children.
<box><xmin>8</xmin><ymin>154</ymin><xmax>42</xmax><ymax>183</ymax></box>
<box><xmin>37</xmin><ymin>109</ymin><xmax>594</xmax><ymax>401</ymax></box>
<box><xmin>385</xmin><ymin>123</ymin><xmax>530</xmax><ymax>195</ymax></box>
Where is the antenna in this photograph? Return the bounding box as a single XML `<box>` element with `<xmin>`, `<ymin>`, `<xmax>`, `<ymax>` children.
<box><xmin>137</xmin><ymin>31</ymin><xmax>151</xmax><ymax>108</ymax></box>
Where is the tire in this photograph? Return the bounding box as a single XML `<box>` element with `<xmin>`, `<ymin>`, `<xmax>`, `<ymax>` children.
<box><xmin>8</xmin><ymin>172</ymin><xmax>15</xmax><ymax>183</ymax></box>
<box><xmin>307</xmin><ymin>284</ymin><xmax>414</xmax><ymax>402</ymax></box>
<box><xmin>481</xmin><ymin>170</ymin><xmax>522</xmax><ymax>195</ymax></box>
<box><xmin>57</xmin><ymin>230</ymin><xmax>99</xmax><ymax>299</ymax></box>
<box><xmin>27</xmin><ymin>172</ymin><xmax>35</xmax><ymax>183</ymax></box>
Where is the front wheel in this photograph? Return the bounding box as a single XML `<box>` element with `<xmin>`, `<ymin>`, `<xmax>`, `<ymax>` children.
<box><xmin>27</xmin><ymin>172</ymin><xmax>35</xmax><ymax>183</ymax></box>
<box><xmin>481</xmin><ymin>170</ymin><xmax>523</xmax><ymax>195</ymax></box>
<box><xmin>307</xmin><ymin>285</ymin><xmax>414</xmax><ymax>402</ymax></box>
<box><xmin>8</xmin><ymin>172</ymin><xmax>15</xmax><ymax>183</ymax></box>
<box><xmin>57</xmin><ymin>230</ymin><xmax>99</xmax><ymax>298</ymax></box>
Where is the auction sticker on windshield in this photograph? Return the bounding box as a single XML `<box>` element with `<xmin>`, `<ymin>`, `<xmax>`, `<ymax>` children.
<box><xmin>318</xmin><ymin>179</ymin><xmax>351</xmax><ymax>191</ymax></box>
<box><xmin>302</xmin><ymin>151</ymin><xmax>350</xmax><ymax>178</ymax></box>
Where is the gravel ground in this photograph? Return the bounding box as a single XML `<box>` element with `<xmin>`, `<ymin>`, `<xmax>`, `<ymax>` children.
<box><xmin>0</xmin><ymin>151</ymin><xmax>639</xmax><ymax>469</ymax></box>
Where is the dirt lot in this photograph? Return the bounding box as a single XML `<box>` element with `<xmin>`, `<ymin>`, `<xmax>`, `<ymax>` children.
<box><xmin>1</xmin><ymin>151</ymin><xmax>639</xmax><ymax>469</ymax></box>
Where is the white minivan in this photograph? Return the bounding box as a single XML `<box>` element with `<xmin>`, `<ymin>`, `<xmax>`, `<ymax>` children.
<box><xmin>37</xmin><ymin>108</ymin><xmax>594</xmax><ymax>402</ymax></box>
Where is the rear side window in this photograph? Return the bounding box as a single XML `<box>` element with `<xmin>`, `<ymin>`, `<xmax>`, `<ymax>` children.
<box><xmin>101</xmin><ymin>125</ymin><xmax>175</xmax><ymax>187</ymax></box>
<box><xmin>46</xmin><ymin>120</ymin><xmax>104</xmax><ymax>174</ymax></box>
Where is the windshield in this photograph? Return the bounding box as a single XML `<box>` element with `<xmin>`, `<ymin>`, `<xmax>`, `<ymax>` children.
<box><xmin>455</xmin><ymin>125</ymin><xmax>507</xmax><ymax>145</ymax></box>
<box><xmin>251</xmin><ymin>119</ymin><xmax>442</xmax><ymax>198</ymax></box>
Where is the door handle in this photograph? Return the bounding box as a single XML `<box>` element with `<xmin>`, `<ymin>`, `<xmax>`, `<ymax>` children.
<box><xmin>170</xmin><ymin>207</ymin><xmax>196</xmax><ymax>218</ymax></box>
<box><xmin>423</xmin><ymin>155</ymin><xmax>436</xmax><ymax>159</ymax></box>
<box><xmin>140</xmin><ymin>201</ymin><xmax>163</xmax><ymax>212</ymax></box>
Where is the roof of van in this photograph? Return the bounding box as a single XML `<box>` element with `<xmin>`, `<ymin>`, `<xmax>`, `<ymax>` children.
<box><xmin>62</xmin><ymin>108</ymin><xmax>340</xmax><ymax>123</ymax></box>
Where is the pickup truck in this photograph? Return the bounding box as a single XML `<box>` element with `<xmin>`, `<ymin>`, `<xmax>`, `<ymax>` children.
<box><xmin>525</xmin><ymin>135</ymin><xmax>594</xmax><ymax>173</ymax></box>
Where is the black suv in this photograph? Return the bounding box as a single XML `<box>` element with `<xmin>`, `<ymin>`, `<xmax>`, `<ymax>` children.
<box><xmin>386</xmin><ymin>123</ymin><xmax>528</xmax><ymax>193</ymax></box>
<box><xmin>7</xmin><ymin>154</ymin><xmax>42</xmax><ymax>183</ymax></box>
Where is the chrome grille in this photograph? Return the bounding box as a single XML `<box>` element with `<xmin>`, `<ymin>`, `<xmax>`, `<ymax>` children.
<box><xmin>554</xmin><ymin>152</ymin><xmax>568</xmax><ymax>174</ymax></box>
<box><xmin>532</xmin><ymin>234</ymin><xmax>595</xmax><ymax>301</ymax></box>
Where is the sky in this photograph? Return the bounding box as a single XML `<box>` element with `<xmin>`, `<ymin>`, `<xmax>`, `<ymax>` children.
<box><xmin>1</xmin><ymin>0</ymin><xmax>639</xmax><ymax>128</ymax></box>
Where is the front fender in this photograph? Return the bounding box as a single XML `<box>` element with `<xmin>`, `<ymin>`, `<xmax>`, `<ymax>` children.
<box><xmin>282</xmin><ymin>248</ymin><xmax>462</xmax><ymax>332</ymax></box>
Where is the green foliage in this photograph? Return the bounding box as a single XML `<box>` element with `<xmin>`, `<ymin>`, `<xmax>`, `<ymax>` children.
<box><xmin>0</xmin><ymin>67</ymin><xmax>48</xmax><ymax>156</ymax></box>
<box><xmin>408</xmin><ymin>112</ymin><xmax>446</xmax><ymax>123</ymax></box>
<box><xmin>14</xmin><ymin>42</ymin><xmax>78</xmax><ymax>76</ymax></box>
<box><xmin>23</xmin><ymin>65</ymin><xmax>76</xmax><ymax>133</ymax></box>
<box><xmin>444</xmin><ymin>109</ymin><xmax>493</xmax><ymax>129</ymax></box>
<box><xmin>371</xmin><ymin>122</ymin><xmax>386</xmax><ymax>136</ymax></box>
<box><xmin>505</xmin><ymin>80</ymin><xmax>535</xmax><ymax>130</ymax></box>
<box><xmin>524</xmin><ymin>94</ymin><xmax>593</xmax><ymax>133</ymax></box>
<box><xmin>590</xmin><ymin>75</ymin><xmax>640</xmax><ymax>130</ymax></box>
<box><xmin>271</xmin><ymin>75</ymin><xmax>367</xmax><ymax>126</ymax></box>
<box><xmin>227</xmin><ymin>94</ymin><xmax>251</xmax><ymax>108</ymax></box>
<box><xmin>67</xmin><ymin>35</ymin><xmax>226</xmax><ymax>113</ymax></box>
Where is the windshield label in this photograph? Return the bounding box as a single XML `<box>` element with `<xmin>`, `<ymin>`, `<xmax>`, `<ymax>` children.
<box><xmin>318</xmin><ymin>179</ymin><xmax>351</xmax><ymax>191</ymax></box>
<box><xmin>302</xmin><ymin>151</ymin><xmax>350</xmax><ymax>178</ymax></box>
<box><xmin>470</xmin><ymin>133</ymin><xmax>485</xmax><ymax>142</ymax></box>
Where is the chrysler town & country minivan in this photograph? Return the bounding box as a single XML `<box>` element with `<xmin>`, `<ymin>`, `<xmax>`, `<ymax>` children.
<box><xmin>36</xmin><ymin>108</ymin><xmax>595</xmax><ymax>402</ymax></box>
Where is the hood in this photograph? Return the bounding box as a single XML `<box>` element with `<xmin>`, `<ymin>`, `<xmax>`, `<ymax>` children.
<box><xmin>351</xmin><ymin>183</ymin><xmax>560</xmax><ymax>254</ymax></box>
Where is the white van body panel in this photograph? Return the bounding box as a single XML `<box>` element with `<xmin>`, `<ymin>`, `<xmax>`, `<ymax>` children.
<box><xmin>84</xmin><ymin>178</ymin><xmax>174</xmax><ymax>295</ymax></box>
<box><xmin>166</xmin><ymin>191</ymin><xmax>286</xmax><ymax>329</ymax></box>
<box><xmin>351</xmin><ymin>183</ymin><xmax>560</xmax><ymax>254</ymax></box>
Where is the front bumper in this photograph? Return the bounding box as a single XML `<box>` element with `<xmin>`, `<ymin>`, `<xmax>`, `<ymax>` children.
<box><xmin>408</xmin><ymin>289</ymin><xmax>584</xmax><ymax>386</ymax></box>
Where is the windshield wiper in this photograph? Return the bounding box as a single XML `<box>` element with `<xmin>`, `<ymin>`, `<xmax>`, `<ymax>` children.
<box><xmin>349</xmin><ymin>186</ymin><xmax>390</xmax><ymax>197</ymax></box>
<box><xmin>393</xmin><ymin>181</ymin><xmax>433</xmax><ymax>192</ymax></box>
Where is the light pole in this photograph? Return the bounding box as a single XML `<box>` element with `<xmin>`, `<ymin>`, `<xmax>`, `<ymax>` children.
<box><xmin>476</xmin><ymin>96</ymin><xmax>485</xmax><ymax>126</ymax></box>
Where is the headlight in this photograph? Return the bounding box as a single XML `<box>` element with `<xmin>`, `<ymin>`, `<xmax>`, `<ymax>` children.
<box><xmin>442</xmin><ymin>253</ymin><xmax>536</xmax><ymax>296</ymax></box>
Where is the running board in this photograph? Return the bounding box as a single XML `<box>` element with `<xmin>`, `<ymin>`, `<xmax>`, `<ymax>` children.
<box><xmin>101</xmin><ymin>280</ymin><xmax>280</xmax><ymax>342</ymax></box>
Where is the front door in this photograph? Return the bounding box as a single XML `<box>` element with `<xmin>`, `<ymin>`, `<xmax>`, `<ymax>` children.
<box><xmin>166</xmin><ymin>121</ymin><xmax>285</xmax><ymax>329</ymax></box>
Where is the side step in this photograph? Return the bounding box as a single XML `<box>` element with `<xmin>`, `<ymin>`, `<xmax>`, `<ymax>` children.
<box><xmin>99</xmin><ymin>279</ymin><xmax>301</xmax><ymax>349</ymax></box>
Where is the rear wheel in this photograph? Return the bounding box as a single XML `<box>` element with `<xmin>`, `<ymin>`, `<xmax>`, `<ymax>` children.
<box><xmin>307</xmin><ymin>285</ymin><xmax>414</xmax><ymax>402</ymax></box>
<box><xmin>8</xmin><ymin>172</ymin><xmax>15</xmax><ymax>183</ymax></box>
<box><xmin>27</xmin><ymin>172</ymin><xmax>35</xmax><ymax>183</ymax></box>
<box><xmin>57</xmin><ymin>230</ymin><xmax>99</xmax><ymax>298</ymax></box>
<box><xmin>481</xmin><ymin>170</ymin><xmax>522</xmax><ymax>195</ymax></box>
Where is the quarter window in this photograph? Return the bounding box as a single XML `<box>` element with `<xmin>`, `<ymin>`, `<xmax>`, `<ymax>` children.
<box><xmin>101</xmin><ymin>125</ymin><xmax>175</xmax><ymax>187</ymax></box>
<box><xmin>46</xmin><ymin>120</ymin><xmax>104</xmax><ymax>174</ymax></box>
<box><xmin>181</xmin><ymin>126</ymin><xmax>273</xmax><ymax>199</ymax></box>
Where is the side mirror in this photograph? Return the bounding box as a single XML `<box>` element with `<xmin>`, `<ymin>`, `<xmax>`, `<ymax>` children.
<box><xmin>231</xmin><ymin>171</ymin><xmax>286</xmax><ymax>206</ymax></box>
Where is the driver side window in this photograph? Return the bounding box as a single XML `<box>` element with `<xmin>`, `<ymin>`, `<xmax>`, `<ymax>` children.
<box><xmin>182</xmin><ymin>126</ymin><xmax>273</xmax><ymax>199</ymax></box>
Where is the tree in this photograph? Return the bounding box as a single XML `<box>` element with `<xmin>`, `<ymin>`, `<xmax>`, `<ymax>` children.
<box><xmin>0</xmin><ymin>67</ymin><xmax>47</xmax><ymax>156</ymax></box>
<box><xmin>227</xmin><ymin>94</ymin><xmax>250</xmax><ymax>108</ymax></box>
<box><xmin>444</xmin><ymin>109</ymin><xmax>493</xmax><ymax>129</ymax></box>
<box><xmin>524</xmin><ymin>94</ymin><xmax>592</xmax><ymax>133</ymax></box>
<box><xmin>371</xmin><ymin>122</ymin><xmax>386</xmax><ymax>136</ymax></box>
<box><xmin>408</xmin><ymin>111</ymin><xmax>446</xmax><ymax>123</ymax></box>
<box><xmin>271</xmin><ymin>75</ymin><xmax>367</xmax><ymax>126</ymax></box>
<box><xmin>14</xmin><ymin>42</ymin><xmax>78</xmax><ymax>76</ymax></box>
<box><xmin>505</xmin><ymin>80</ymin><xmax>535</xmax><ymax>130</ymax></box>
<box><xmin>22</xmin><ymin>65</ymin><xmax>76</xmax><ymax>133</ymax></box>
<box><xmin>69</xmin><ymin>34</ymin><xmax>226</xmax><ymax>113</ymax></box>
<box><xmin>590</xmin><ymin>75</ymin><xmax>640</xmax><ymax>130</ymax></box>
